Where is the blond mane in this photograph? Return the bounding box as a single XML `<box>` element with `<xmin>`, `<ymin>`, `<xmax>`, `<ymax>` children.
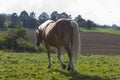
<box><xmin>38</xmin><ymin>20</ymin><xmax>55</xmax><ymax>30</ymax></box>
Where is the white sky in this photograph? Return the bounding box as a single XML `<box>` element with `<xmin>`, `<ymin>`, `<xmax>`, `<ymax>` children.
<box><xmin>1</xmin><ymin>0</ymin><xmax>120</xmax><ymax>26</ymax></box>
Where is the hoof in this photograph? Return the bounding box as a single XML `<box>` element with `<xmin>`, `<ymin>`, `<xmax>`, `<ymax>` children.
<box><xmin>47</xmin><ymin>64</ymin><xmax>51</xmax><ymax>68</ymax></box>
<box><xmin>62</xmin><ymin>64</ymin><xmax>66</xmax><ymax>70</ymax></box>
<box><xmin>67</xmin><ymin>67</ymin><xmax>74</xmax><ymax>73</ymax></box>
<box><xmin>69</xmin><ymin>70</ymin><xmax>75</xmax><ymax>73</ymax></box>
<box><xmin>67</xmin><ymin>66</ymin><xmax>71</xmax><ymax>71</ymax></box>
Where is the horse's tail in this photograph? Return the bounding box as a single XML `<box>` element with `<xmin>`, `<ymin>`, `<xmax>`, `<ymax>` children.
<box><xmin>71</xmin><ymin>21</ymin><xmax>81</xmax><ymax>63</ymax></box>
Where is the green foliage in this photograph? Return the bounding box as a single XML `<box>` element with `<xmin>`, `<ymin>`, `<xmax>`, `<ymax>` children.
<box><xmin>0</xmin><ymin>27</ymin><xmax>43</xmax><ymax>52</ymax></box>
<box><xmin>8</xmin><ymin>13</ymin><xmax>20</xmax><ymax>28</ymax></box>
<box><xmin>50</xmin><ymin>11</ymin><xmax>59</xmax><ymax>21</ymax></box>
<box><xmin>19</xmin><ymin>11</ymin><xmax>38</xmax><ymax>28</ymax></box>
<box><xmin>86</xmin><ymin>20</ymin><xmax>94</xmax><ymax>29</ymax></box>
<box><xmin>74</xmin><ymin>15</ymin><xmax>85</xmax><ymax>27</ymax></box>
<box><xmin>16</xmin><ymin>38</ymin><xmax>36</xmax><ymax>52</ymax></box>
<box><xmin>57</xmin><ymin>12</ymin><xmax>70</xmax><ymax>19</ymax></box>
<box><xmin>0</xmin><ymin>51</ymin><xmax>120</xmax><ymax>80</ymax></box>
<box><xmin>38</xmin><ymin>12</ymin><xmax>50</xmax><ymax>24</ymax></box>
<box><xmin>19</xmin><ymin>11</ymin><xmax>29</xmax><ymax>27</ymax></box>
<box><xmin>0</xmin><ymin>14</ymin><xmax>6</xmax><ymax>28</ymax></box>
<box><xmin>1</xmin><ymin>11</ymin><xmax>120</xmax><ymax>30</ymax></box>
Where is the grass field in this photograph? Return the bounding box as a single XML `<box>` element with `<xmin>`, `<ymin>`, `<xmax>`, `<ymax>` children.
<box><xmin>0</xmin><ymin>51</ymin><xmax>120</xmax><ymax>80</ymax></box>
<box><xmin>80</xmin><ymin>28</ymin><xmax>120</xmax><ymax>35</ymax></box>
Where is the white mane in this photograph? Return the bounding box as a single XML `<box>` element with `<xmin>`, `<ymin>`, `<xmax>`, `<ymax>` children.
<box><xmin>38</xmin><ymin>20</ymin><xmax>54</xmax><ymax>30</ymax></box>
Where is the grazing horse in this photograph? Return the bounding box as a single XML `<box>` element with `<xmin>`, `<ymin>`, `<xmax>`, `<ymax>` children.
<box><xmin>36</xmin><ymin>19</ymin><xmax>81</xmax><ymax>72</ymax></box>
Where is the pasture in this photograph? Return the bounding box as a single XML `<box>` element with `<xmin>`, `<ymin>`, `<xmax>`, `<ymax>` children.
<box><xmin>0</xmin><ymin>51</ymin><xmax>120</xmax><ymax>80</ymax></box>
<box><xmin>80</xmin><ymin>28</ymin><xmax>120</xmax><ymax>35</ymax></box>
<box><xmin>0</xmin><ymin>28</ymin><xmax>120</xmax><ymax>80</ymax></box>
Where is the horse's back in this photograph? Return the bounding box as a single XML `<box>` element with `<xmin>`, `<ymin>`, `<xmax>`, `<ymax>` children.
<box><xmin>44</xmin><ymin>22</ymin><xmax>60</xmax><ymax>46</ymax></box>
<box><xmin>44</xmin><ymin>19</ymin><xmax>74</xmax><ymax>47</ymax></box>
<box><xmin>55</xmin><ymin>19</ymin><xmax>73</xmax><ymax>45</ymax></box>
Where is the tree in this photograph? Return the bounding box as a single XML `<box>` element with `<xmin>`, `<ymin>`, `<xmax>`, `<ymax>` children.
<box><xmin>50</xmin><ymin>11</ymin><xmax>60</xmax><ymax>21</ymax></box>
<box><xmin>86</xmin><ymin>20</ymin><xmax>93</xmax><ymax>29</ymax></box>
<box><xmin>38</xmin><ymin>12</ymin><xmax>49</xmax><ymax>25</ymax></box>
<box><xmin>57</xmin><ymin>12</ymin><xmax>70</xmax><ymax>19</ymax></box>
<box><xmin>50</xmin><ymin>11</ymin><xmax>71</xmax><ymax>21</ymax></box>
<box><xmin>19</xmin><ymin>10</ymin><xmax>29</xmax><ymax>27</ymax></box>
<box><xmin>0</xmin><ymin>14</ymin><xmax>5</xmax><ymax>28</ymax></box>
<box><xmin>74</xmin><ymin>15</ymin><xmax>85</xmax><ymax>27</ymax></box>
<box><xmin>28</xmin><ymin>12</ymin><xmax>38</xmax><ymax>28</ymax></box>
<box><xmin>30</xmin><ymin>12</ymin><xmax>35</xmax><ymax>18</ymax></box>
<box><xmin>112</xmin><ymin>24</ymin><xmax>120</xmax><ymax>30</ymax></box>
<box><xmin>9</xmin><ymin>13</ymin><xmax>20</xmax><ymax>28</ymax></box>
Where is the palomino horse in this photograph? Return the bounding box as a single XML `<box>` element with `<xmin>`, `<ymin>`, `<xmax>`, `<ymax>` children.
<box><xmin>36</xmin><ymin>19</ymin><xmax>81</xmax><ymax>72</ymax></box>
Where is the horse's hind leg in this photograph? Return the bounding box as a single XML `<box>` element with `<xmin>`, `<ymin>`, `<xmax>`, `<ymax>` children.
<box><xmin>64</xmin><ymin>45</ymin><xmax>74</xmax><ymax>72</ymax></box>
<box><xmin>46</xmin><ymin>45</ymin><xmax>51</xmax><ymax>68</ymax></box>
<box><xmin>57</xmin><ymin>48</ymin><xmax>66</xmax><ymax>69</ymax></box>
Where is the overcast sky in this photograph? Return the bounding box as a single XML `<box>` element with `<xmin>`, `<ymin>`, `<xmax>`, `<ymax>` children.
<box><xmin>1</xmin><ymin>0</ymin><xmax>120</xmax><ymax>26</ymax></box>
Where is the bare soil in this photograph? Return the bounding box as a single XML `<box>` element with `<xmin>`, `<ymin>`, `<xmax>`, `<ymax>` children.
<box><xmin>81</xmin><ymin>32</ymin><xmax>120</xmax><ymax>55</ymax></box>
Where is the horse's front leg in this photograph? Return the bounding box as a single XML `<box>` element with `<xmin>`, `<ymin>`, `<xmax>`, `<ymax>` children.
<box><xmin>57</xmin><ymin>48</ymin><xmax>66</xmax><ymax>69</ymax></box>
<box><xmin>64</xmin><ymin>45</ymin><xmax>74</xmax><ymax>73</ymax></box>
<box><xmin>46</xmin><ymin>45</ymin><xmax>51</xmax><ymax>68</ymax></box>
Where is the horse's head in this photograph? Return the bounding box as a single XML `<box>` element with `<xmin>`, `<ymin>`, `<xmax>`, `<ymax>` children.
<box><xmin>36</xmin><ymin>28</ymin><xmax>43</xmax><ymax>46</ymax></box>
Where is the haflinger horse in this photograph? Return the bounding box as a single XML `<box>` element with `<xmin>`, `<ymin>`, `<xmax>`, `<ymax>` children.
<box><xmin>36</xmin><ymin>18</ymin><xmax>81</xmax><ymax>72</ymax></box>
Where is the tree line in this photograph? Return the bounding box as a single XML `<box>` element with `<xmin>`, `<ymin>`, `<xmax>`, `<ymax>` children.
<box><xmin>0</xmin><ymin>10</ymin><xmax>120</xmax><ymax>30</ymax></box>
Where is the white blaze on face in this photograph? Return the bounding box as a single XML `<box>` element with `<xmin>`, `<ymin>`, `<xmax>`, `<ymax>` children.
<box><xmin>38</xmin><ymin>20</ymin><xmax>54</xmax><ymax>30</ymax></box>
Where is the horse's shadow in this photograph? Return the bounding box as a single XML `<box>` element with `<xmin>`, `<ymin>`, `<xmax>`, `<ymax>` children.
<box><xmin>52</xmin><ymin>69</ymin><xmax>110</xmax><ymax>80</ymax></box>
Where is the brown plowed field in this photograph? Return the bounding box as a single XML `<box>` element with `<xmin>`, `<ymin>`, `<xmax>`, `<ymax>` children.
<box><xmin>81</xmin><ymin>32</ymin><xmax>120</xmax><ymax>55</ymax></box>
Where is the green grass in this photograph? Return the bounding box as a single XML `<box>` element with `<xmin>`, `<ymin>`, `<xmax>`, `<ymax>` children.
<box><xmin>0</xmin><ymin>51</ymin><xmax>120</xmax><ymax>80</ymax></box>
<box><xmin>80</xmin><ymin>28</ymin><xmax>120</xmax><ymax>35</ymax></box>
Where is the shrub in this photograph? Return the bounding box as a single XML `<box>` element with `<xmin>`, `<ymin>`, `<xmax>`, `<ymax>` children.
<box><xmin>0</xmin><ymin>27</ymin><xmax>28</xmax><ymax>51</ymax></box>
<box><xmin>0</xmin><ymin>27</ymin><xmax>44</xmax><ymax>52</ymax></box>
<box><xmin>37</xmin><ymin>46</ymin><xmax>46</xmax><ymax>52</ymax></box>
<box><xmin>16</xmin><ymin>38</ymin><xmax>37</xmax><ymax>52</ymax></box>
